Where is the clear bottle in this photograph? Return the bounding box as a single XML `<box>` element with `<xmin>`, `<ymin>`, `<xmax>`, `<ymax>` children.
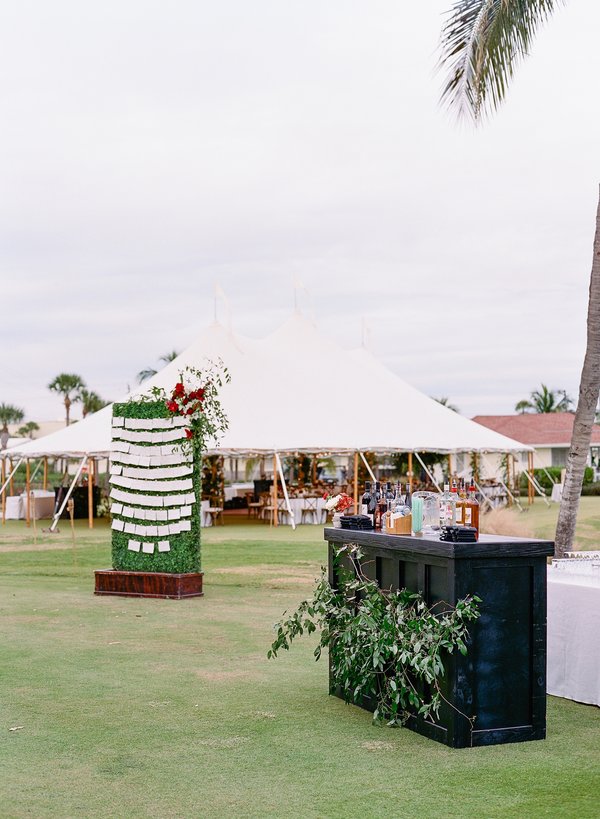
<box><xmin>439</xmin><ymin>483</ymin><xmax>456</xmax><ymax>527</ymax></box>
<box><xmin>385</xmin><ymin>482</ymin><xmax>395</xmax><ymax>503</ymax></box>
<box><xmin>404</xmin><ymin>483</ymin><xmax>412</xmax><ymax>510</ymax></box>
<box><xmin>465</xmin><ymin>480</ymin><xmax>480</xmax><ymax>537</ymax></box>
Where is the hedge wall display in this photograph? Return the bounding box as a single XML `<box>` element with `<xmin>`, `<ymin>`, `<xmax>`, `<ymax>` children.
<box><xmin>109</xmin><ymin>400</ymin><xmax>201</xmax><ymax>574</ymax></box>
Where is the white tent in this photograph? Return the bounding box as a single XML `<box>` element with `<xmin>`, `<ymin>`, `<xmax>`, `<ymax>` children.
<box><xmin>1</xmin><ymin>314</ymin><xmax>528</xmax><ymax>458</ymax></box>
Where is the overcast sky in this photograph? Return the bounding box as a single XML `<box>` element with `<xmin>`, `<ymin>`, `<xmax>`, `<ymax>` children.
<box><xmin>2</xmin><ymin>0</ymin><xmax>599</xmax><ymax>423</ymax></box>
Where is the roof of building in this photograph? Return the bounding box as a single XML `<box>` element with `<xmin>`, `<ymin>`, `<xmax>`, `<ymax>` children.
<box><xmin>472</xmin><ymin>412</ymin><xmax>600</xmax><ymax>447</ymax></box>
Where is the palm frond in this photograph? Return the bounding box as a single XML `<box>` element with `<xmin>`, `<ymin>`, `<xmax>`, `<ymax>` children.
<box><xmin>439</xmin><ymin>0</ymin><xmax>562</xmax><ymax>121</ymax></box>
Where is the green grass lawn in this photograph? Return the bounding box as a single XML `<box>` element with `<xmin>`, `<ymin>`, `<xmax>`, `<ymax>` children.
<box><xmin>1</xmin><ymin>512</ymin><xmax>599</xmax><ymax>818</ymax></box>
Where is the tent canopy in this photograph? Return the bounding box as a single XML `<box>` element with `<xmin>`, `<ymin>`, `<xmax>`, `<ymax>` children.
<box><xmin>2</xmin><ymin>314</ymin><xmax>530</xmax><ymax>458</ymax></box>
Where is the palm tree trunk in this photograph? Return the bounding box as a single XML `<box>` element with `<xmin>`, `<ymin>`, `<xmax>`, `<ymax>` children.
<box><xmin>555</xmin><ymin>189</ymin><xmax>600</xmax><ymax>557</ymax></box>
<box><xmin>65</xmin><ymin>397</ymin><xmax>71</xmax><ymax>427</ymax></box>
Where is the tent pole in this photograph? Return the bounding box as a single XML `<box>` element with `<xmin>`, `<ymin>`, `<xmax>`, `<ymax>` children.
<box><xmin>359</xmin><ymin>452</ymin><xmax>376</xmax><ymax>483</ymax></box>
<box><xmin>49</xmin><ymin>456</ymin><xmax>87</xmax><ymax>532</ymax></box>
<box><xmin>413</xmin><ymin>451</ymin><xmax>441</xmax><ymax>492</ymax></box>
<box><xmin>353</xmin><ymin>451</ymin><xmax>359</xmax><ymax>512</ymax></box>
<box><xmin>312</xmin><ymin>455</ymin><xmax>317</xmax><ymax>485</ymax></box>
<box><xmin>88</xmin><ymin>457</ymin><xmax>94</xmax><ymax>529</ymax></box>
<box><xmin>25</xmin><ymin>459</ymin><xmax>31</xmax><ymax>527</ymax></box>
<box><xmin>1</xmin><ymin>457</ymin><xmax>23</xmax><ymax>499</ymax></box>
<box><xmin>447</xmin><ymin>453</ymin><xmax>453</xmax><ymax>481</ymax></box>
<box><xmin>408</xmin><ymin>452</ymin><xmax>413</xmax><ymax>490</ymax></box>
<box><xmin>275</xmin><ymin>452</ymin><xmax>295</xmax><ymax>530</ymax></box>
<box><xmin>272</xmin><ymin>454</ymin><xmax>278</xmax><ymax>527</ymax></box>
<box><xmin>43</xmin><ymin>457</ymin><xmax>48</xmax><ymax>491</ymax></box>
<box><xmin>528</xmin><ymin>451</ymin><xmax>534</xmax><ymax>505</ymax></box>
<box><xmin>1</xmin><ymin>459</ymin><xmax>5</xmax><ymax>524</ymax></box>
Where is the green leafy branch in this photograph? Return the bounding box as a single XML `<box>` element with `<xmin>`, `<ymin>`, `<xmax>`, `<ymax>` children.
<box><xmin>268</xmin><ymin>544</ymin><xmax>481</xmax><ymax>727</ymax></box>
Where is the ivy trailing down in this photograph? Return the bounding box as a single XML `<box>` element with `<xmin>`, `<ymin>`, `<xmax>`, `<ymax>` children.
<box><xmin>269</xmin><ymin>543</ymin><xmax>481</xmax><ymax>726</ymax></box>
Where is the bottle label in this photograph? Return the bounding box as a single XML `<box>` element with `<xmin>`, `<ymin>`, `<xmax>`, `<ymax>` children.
<box><xmin>465</xmin><ymin>508</ymin><xmax>472</xmax><ymax>525</ymax></box>
<box><xmin>361</xmin><ymin>503</ymin><xmax>368</xmax><ymax>516</ymax></box>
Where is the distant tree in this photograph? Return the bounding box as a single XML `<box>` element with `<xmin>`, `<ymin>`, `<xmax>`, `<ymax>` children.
<box><xmin>80</xmin><ymin>389</ymin><xmax>107</xmax><ymax>418</ymax></box>
<box><xmin>137</xmin><ymin>350</ymin><xmax>180</xmax><ymax>384</ymax></box>
<box><xmin>515</xmin><ymin>384</ymin><xmax>573</xmax><ymax>414</ymax></box>
<box><xmin>48</xmin><ymin>374</ymin><xmax>85</xmax><ymax>426</ymax></box>
<box><xmin>0</xmin><ymin>403</ymin><xmax>25</xmax><ymax>449</ymax></box>
<box><xmin>433</xmin><ymin>396</ymin><xmax>459</xmax><ymax>413</ymax></box>
<box><xmin>17</xmin><ymin>421</ymin><xmax>40</xmax><ymax>439</ymax></box>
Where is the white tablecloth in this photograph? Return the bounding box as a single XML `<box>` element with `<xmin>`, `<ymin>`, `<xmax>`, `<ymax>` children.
<box><xmin>224</xmin><ymin>483</ymin><xmax>254</xmax><ymax>502</ymax></box>
<box><xmin>278</xmin><ymin>497</ymin><xmax>328</xmax><ymax>525</ymax></box>
<box><xmin>4</xmin><ymin>491</ymin><xmax>55</xmax><ymax>520</ymax></box>
<box><xmin>547</xmin><ymin>567</ymin><xmax>600</xmax><ymax>706</ymax></box>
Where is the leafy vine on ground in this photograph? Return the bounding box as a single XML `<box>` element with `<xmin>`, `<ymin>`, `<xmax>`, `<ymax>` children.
<box><xmin>269</xmin><ymin>544</ymin><xmax>481</xmax><ymax>726</ymax></box>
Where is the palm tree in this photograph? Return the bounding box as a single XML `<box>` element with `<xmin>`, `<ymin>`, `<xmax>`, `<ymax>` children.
<box><xmin>515</xmin><ymin>384</ymin><xmax>573</xmax><ymax>414</ymax></box>
<box><xmin>17</xmin><ymin>421</ymin><xmax>40</xmax><ymax>439</ymax></box>
<box><xmin>48</xmin><ymin>374</ymin><xmax>85</xmax><ymax>426</ymax></box>
<box><xmin>137</xmin><ymin>350</ymin><xmax>179</xmax><ymax>384</ymax></box>
<box><xmin>439</xmin><ymin>2</ymin><xmax>600</xmax><ymax>558</ymax></box>
<box><xmin>0</xmin><ymin>403</ymin><xmax>25</xmax><ymax>449</ymax></box>
<box><xmin>433</xmin><ymin>396</ymin><xmax>460</xmax><ymax>413</ymax></box>
<box><xmin>80</xmin><ymin>389</ymin><xmax>107</xmax><ymax>418</ymax></box>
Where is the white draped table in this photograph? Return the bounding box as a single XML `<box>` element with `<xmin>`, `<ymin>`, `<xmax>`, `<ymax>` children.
<box><xmin>547</xmin><ymin>566</ymin><xmax>600</xmax><ymax>707</ymax></box>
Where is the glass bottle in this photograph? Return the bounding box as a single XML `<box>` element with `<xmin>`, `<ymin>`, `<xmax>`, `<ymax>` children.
<box><xmin>456</xmin><ymin>479</ymin><xmax>467</xmax><ymax>525</ymax></box>
<box><xmin>465</xmin><ymin>481</ymin><xmax>480</xmax><ymax>537</ymax></box>
<box><xmin>439</xmin><ymin>483</ymin><xmax>456</xmax><ymax>527</ymax></box>
<box><xmin>361</xmin><ymin>481</ymin><xmax>372</xmax><ymax>521</ymax></box>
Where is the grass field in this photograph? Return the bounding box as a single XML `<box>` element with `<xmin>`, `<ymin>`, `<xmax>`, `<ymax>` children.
<box><xmin>1</xmin><ymin>505</ymin><xmax>599</xmax><ymax>818</ymax></box>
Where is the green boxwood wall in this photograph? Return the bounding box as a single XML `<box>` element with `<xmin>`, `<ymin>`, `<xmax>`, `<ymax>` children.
<box><xmin>111</xmin><ymin>400</ymin><xmax>201</xmax><ymax>574</ymax></box>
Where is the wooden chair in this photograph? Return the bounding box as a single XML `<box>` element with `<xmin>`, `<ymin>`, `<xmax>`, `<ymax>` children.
<box><xmin>246</xmin><ymin>492</ymin><xmax>262</xmax><ymax>519</ymax></box>
<box><xmin>205</xmin><ymin>495</ymin><xmax>224</xmax><ymax>526</ymax></box>
<box><xmin>300</xmin><ymin>496</ymin><xmax>319</xmax><ymax>524</ymax></box>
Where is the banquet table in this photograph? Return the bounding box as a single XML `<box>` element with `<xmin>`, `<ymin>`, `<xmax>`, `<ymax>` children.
<box><xmin>4</xmin><ymin>491</ymin><xmax>55</xmax><ymax>520</ymax></box>
<box><xmin>547</xmin><ymin>564</ymin><xmax>600</xmax><ymax>706</ymax></box>
<box><xmin>224</xmin><ymin>482</ymin><xmax>254</xmax><ymax>502</ymax></box>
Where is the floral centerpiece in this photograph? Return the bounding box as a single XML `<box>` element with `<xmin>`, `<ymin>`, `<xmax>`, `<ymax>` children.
<box><xmin>323</xmin><ymin>492</ymin><xmax>354</xmax><ymax>527</ymax></box>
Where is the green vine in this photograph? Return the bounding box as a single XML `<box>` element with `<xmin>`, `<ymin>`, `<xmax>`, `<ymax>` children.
<box><xmin>268</xmin><ymin>544</ymin><xmax>481</xmax><ymax>726</ymax></box>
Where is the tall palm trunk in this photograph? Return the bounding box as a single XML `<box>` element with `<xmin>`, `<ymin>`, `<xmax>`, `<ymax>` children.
<box><xmin>65</xmin><ymin>397</ymin><xmax>71</xmax><ymax>426</ymax></box>
<box><xmin>555</xmin><ymin>189</ymin><xmax>600</xmax><ymax>557</ymax></box>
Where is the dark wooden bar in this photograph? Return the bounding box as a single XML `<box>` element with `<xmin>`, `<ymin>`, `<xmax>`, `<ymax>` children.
<box><xmin>324</xmin><ymin>528</ymin><xmax>554</xmax><ymax>749</ymax></box>
<box><xmin>94</xmin><ymin>569</ymin><xmax>203</xmax><ymax>599</ymax></box>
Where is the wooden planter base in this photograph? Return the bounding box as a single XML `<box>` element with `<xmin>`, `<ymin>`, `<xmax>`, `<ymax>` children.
<box><xmin>94</xmin><ymin>569</ymin><xmax>204</xmax><ymax>599</ymax></box>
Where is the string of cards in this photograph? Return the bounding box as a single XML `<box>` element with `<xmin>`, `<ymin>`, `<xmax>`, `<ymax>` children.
<box><xmin>110</xmin><ymin>415</ymin><xmax>195</xmax><ymax>554</ymax></box>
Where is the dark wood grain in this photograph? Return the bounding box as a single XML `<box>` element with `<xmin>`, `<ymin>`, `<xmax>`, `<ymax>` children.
<box><xmin>94</xmin><ymin>569</ymin><xmax>204</xmax><ymax>599</ymax></box>
<box><xmin>325</xmin><ymin>528</ymin><xmax>554</xmax><ymax>749</ymax></box>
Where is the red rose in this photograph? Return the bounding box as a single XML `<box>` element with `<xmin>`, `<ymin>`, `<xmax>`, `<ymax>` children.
<box><xmin>198</xmin><ymin>388</ymin><xmax>205</xmax><ymax>399</ymax></box>
<box><xmin>186</xmin><ymin>407</ymin><xmax>193</xmax><ymax>415</ymax></box>
<box><xmin>185</xmin><ymin>428</ymin><xmax>193</xmax><ymax>439</ymax></box>
<box><xmin>182</xmin><ymin>396</ymin><xmax>189</xmax><ymax>405</ymax></box>
<box><xmin>174</xmin><ymin>382</ymin><xmax>185</xmax><ymax>396</ymax></box>
<box><xmin>166</xmin><ymin>400</ymin><xmax>178</xmax><ymax>413</ymax></box>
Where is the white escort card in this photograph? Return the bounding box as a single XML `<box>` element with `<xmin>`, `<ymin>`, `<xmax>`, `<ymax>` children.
<box><xmin>110</xmin><ymin>475</ymin><xmax>194</xmax><ymax>493</ymax></box>
<box><xmin>158</xmin><ymin>540</ymin><xmax>170</xmax><ymax>552</ymax></box>
<box><xmin>128</xmin><ymin>539</ymin><xmax>141</xmax><ymax>552</ymax></box>
<box><xmin>119</xmin><ymin>465</ymin><xmax>193</xmax><ymax>480</ymax></box>
<box><xmin>142</xmin><ymin>541</ymin><xmax>155</xmax><ymax>554</ymax></box>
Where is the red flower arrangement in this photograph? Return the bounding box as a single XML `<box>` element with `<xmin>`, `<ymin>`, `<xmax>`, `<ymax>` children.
<box><xmin>323</xmin><ymin>492</ymin><xmax>354</xmax><ymax>514</ymax></box>
<box><xmin>165</xmin><ymin>382</ymin><xmax>206</xmax><ymax>438</ymax></box>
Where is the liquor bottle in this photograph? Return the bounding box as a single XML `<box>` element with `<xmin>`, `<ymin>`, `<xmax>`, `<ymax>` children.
<box><xmin>439</xmin><ymin>483</ymin><xmax>456</xmax><ymax>527</ymax></box>
<box><xmin>456</xmin><ymin>479</ymin><xmax>467</xmax><ymax>525</ymax></box>
<box><xmin>404</xmin><ymin>483</ymin><xmax>412</xmax><ymax>510</ymax></box>
<box><xmin>385</xmin><ymin>482</ymin><xmax>395</xmax><ymax>502</ymax></box>
<box><xmin>361</xmin><ymin>481</ymin><xmax>372</xmax><ymax>520</ymax></box>
<box><xmin>376</xmin><ymin>492</ymin><xmax>388</xmax><ymax>531</ymax></box>
<box><xmin>465</xmin><ymin>480</ymin><xmax>480</xmax><ymax>538</ymax></box>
